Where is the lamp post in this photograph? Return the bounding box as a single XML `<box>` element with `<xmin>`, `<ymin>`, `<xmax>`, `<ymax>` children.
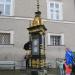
<box><xmin>27</xmin><ymin>0</ymin><xmax>47</xmax><ymax>74</ymax></box>
<box><xmin>24</xmin><ymin>0</ymin><xmax>47</xmax><ymax>75</ymax></box>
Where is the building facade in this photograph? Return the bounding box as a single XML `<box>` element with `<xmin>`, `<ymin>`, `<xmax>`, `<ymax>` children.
<box><xmin>0</xmin><ymin>0</ymin><xmax>75</xmax><ymax>68</ymax></box>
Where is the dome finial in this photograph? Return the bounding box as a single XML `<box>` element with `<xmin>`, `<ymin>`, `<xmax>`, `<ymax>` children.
<box><xmin>31</xmin><ymin>0</ymin><xmax>43</xmax><ymax>26</ymax></box>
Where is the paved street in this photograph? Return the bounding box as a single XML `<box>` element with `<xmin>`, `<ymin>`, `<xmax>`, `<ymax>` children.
<box><xmin>48</xmin><ymin>74</ymin><xmax>56</xmax><ymax>75</ymax></box>
<box><xmin>0</xmin><ymin>69</ymin><xmax>58</xmax><ymax>75</ymax></box>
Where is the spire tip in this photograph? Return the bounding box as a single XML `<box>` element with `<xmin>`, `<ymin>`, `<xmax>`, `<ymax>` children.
<box><xmin>37</xmin><ymin>0</ymin><xmax>40</xmax><ymax>11</ymax></box>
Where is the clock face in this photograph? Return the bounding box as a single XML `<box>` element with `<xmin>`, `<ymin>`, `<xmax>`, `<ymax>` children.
<box><xmin>32</xmin><ymin>38</ymin><xmax>39</xmax><ymax>55</ymax></box>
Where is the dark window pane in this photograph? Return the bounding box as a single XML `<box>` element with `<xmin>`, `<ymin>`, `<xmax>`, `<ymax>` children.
<box><xmin>5</xmin><ymin>4</ymin><xmax>10</xmax><ymax>15</ymax></box>
<box><xmin>6</xmin><ymin>0</ymin><xmax>11</xmax><ymax>2</ymax></box>
<box><xmin>50</xmin><ymin>3</ymin><xmax>54</xmax><ymax>8</ymax></box>
<box><xmin>56</xmin><ymin>10</ymin><xmax>59</xmax><ymax>13</ymax></box>
<box><xmin>50</xmin><ymin>36</ymin><xmax>61</xmax><ymax>46</ymax></box>
<box><xmin>56</xmin><ymin>14</ymin><xmax>59</xmax><ymax>20</ymax></box>
<box><xmin>0</xmin><ymin>33</ymin><xmax>10</xmax><ymax>44</ymax></box>
<box><xmin>55</xmin><ymin>4</ymin><xmax>59</xmax><ymax>8</ymax></box>
<box><xmin>50</xmin><ymin>9</ymin><xmax>54</xmax><ymax>12</ymax></box>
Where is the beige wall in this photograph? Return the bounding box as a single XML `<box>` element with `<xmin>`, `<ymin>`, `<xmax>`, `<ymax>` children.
<box><xmin>45</xmin><ymin>20</ymin><xmax>75</xmax><ymax>60</ymax></box>
<box><xmin>14</xmin><ymin>0</ymin><xmax>75</xmax><ymax>21</ymax></box>
<box><xmin>0</xmin><ymin>0</ymin><xmax>75</xmax><ymax>67</ymax></box>
<box><xmin>0</xmin><ymin>18</ymin><xmax>29</xmax><ymax>61</ymax></box>
<box><xmin>63</xmin><ymin>0</ymin><xmax>75</xmax><ymax>21</ymax></box>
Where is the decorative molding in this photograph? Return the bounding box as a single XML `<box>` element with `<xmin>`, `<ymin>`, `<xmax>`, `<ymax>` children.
<box><xmin>0</xmin><ymin>16</ymin><xmax>75</xmax><ymax>24</ymax></box>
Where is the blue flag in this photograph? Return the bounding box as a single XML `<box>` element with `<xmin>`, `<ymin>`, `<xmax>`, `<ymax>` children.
<box><xmin>65</xmin><ymin>48</ymin><xmax>74</xmax><ymax>65</ymax></box>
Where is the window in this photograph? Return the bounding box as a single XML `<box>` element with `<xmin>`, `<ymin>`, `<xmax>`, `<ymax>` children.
<box><xmin>46</xmin><ymin>0</ymin><xmax>63</xmax><ymax>20</ymax></box>
<box><xmin>0</xmin><ymin>31</ymin><xmax>14</xmax><ymax>45</ymax></box>
<box><xmin>0</xmin><ymin>0</ymin><xmax>14</xmax><ymax>16</ymax></box>
<box><xmin>48</xmin><ymin>33</ymin><xmax>64</xmax><ymax>46</ymax></box>
<box><xmin>50</xmin><ymin>36</ymin><xmax>61</xmax><ymax>46</ymax></box>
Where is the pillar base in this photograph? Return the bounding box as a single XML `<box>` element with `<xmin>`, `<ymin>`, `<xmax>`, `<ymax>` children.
<box><xmin>29</xmin><ymin>69</ymin><xmax>47</xmax><ymax>75</ymax></box>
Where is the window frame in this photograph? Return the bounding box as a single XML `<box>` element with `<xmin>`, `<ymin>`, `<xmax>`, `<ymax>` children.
<box><xmin>0</xmin><ymin>0</ymin><xmax>15</xmax><ymax>16</ymax></box>
<box><xmin>0</xmin><ymin>31</ymin><xmax>14</xmax><ymax>45</ymax></box>
<box><xmin>47</xmin><ymin>33</ymin><xmax>64</xmax><ymax>46</ymax></box>
<box><xmin>46</xmin><ymin>0</ymin><xmax>63</xmax><ymax>20</ymax></box>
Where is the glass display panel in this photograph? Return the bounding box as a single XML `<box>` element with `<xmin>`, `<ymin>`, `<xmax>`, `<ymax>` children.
<box><xmin>32</xmin><ymin>38</ymin><xmax>39</xmax><ymax>55</ymax></box>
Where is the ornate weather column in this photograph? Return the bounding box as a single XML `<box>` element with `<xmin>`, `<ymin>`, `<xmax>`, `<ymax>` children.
<box><xmin>27</xmin><ymin>0</ymin><xmax>47</xmax><ymax>75</ymax></box>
